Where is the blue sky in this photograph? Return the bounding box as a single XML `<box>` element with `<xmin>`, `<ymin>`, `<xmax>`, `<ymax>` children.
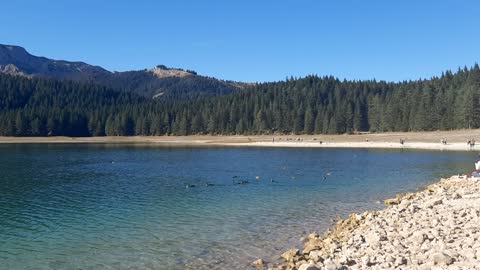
<box><xmin>1</xmin><ymin>0</ymin><xmax>479</xmax><ymax>82</ymax></box>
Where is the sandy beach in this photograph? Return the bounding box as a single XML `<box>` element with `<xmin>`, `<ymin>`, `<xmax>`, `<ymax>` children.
<box><xmin>1</xmin><ymin>130</ymin><xmax>480</xmax><ymax>151</ymax></box>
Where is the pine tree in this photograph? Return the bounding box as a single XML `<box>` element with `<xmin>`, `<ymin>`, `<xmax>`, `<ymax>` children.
<box><xmin>31</xmin><ymin>117</ymin><xmax>45</xmax><ymax>136</ymax></box>
<box><xmin>191</xmin><ymin>113</ymin><xmax>204</xmax><ymax>134</ymax></box>
<box><xmin>303</xmin><ymin>106</ymin><xmax>314</xmax><ymax>134</ymax></box>
<box><xmin>293</xmin><ymin>107</ymin><xmax>304</xmax><ymax>134</ymax></box>
<box><xmin>15</xmin><ymin>112</ymin><xmax>29</xmax><ymax>136</ymax></box>
<box><xmin>314</xmin><ymin>110</ymin><xmax>324</xmax><ymax>134</ymax></box>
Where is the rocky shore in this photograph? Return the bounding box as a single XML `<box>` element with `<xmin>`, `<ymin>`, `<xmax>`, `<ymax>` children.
<box><xmin>259</xmin><ymin>175</ymin><xmax>480</xmax><ymax>270</ymax></box>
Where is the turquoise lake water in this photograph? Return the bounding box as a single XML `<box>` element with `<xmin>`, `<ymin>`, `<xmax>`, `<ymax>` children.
<box><xmin>0</xmin><ymin>144</ymin><xmax>475</xmax><ymax>269</ymax></box>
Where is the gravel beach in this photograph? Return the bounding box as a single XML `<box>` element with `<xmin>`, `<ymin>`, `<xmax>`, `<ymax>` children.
<box><xmin>263</xmin><ymin>175</ymin><xmax>480</xmax><ymax>270</ymax></box>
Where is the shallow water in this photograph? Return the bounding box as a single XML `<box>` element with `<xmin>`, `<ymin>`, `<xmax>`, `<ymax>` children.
<box><xmin>0</xmin><ymin>144</ymin><xmax>474</xmax><ymax>269</ymax></box>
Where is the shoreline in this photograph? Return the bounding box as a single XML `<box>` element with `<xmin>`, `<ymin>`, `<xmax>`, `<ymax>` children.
<box><xmin>264</xmin><ymin>175</ymin><xmax>480</xmax><ymax>270</ymax></box>
<box><xmin>1</xmin><ymin>130</ymin><xmax>480</xmax><ymax>151</ymax></box>
<box><xmin>244</xmin><ymin>141</ymin><xmax>478</xmax><ymax>151</ymax></box>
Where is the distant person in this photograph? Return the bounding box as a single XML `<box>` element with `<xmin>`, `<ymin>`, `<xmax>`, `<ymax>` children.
<box><xmin>468</xmin><ymin>139</ymin><xmax>475</xmax><ymax>149</ymax></box>
<box><xmin>475</xmin><ymin>154</ymin><xmax>480</xmax><ymax>171</ymax></box>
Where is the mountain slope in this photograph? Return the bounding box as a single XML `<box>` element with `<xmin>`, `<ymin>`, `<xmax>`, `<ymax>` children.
<box><xmin>0</xmin><ymin>44</ymin><xmax>241</xmax><ymax>99</ymax></box>
<box><xmin>101</xmin><ymin>66</ymin><xmax>238</xmax><ymax>99</ymax></box>
<box><xmin>0</xmin><ymin>44</ymin><xmax>111</xmax><ymax>81</ymax></box>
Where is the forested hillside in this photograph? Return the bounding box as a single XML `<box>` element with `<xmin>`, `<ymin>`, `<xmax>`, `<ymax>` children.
<box><xmin>0</xmin><ymin>44</ymin><xmax>241</xmax><ymax>100</ymax></box>
<box><xmin>99</xmin><ymin>68</ymin><xmax>239</xmax><ymax>100</ymax></box>
<box><xmin>0</xmin><ymin>64</ymin><xmax>479</xmax><ymax>136</ymax></box>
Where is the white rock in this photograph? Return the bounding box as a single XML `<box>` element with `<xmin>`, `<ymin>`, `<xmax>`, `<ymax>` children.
<box><xmin>323</xmin><ymin>259</ymin><xmax>337</xmax><ymax>270</ymax></box>
<box><xmin>417</xmin><ymin>262</ymin><xmax>434</xmax><ymax>270</ymax></box>
<box><xmin>463</xmin><ymin>248</ymin><xmax>476</xmax><ymax>261</ymax></box>
<box><xmin>431</xmin><ymin>252</ymin><xmax>454</xmax><ymax>266</ymax></box>
<box><xmin>426</xmin><ymin>199</ymin><xmax>443</xmax><ymax>208</ymax></box>
<box><xmin>411</xmin><ymin>231</ymin><xmax>427</xmax><ymax>245</ymax></box>
<box><xmin>463</xmin><ymin>237</ymin><xmax>474</xmax><ymax>247</ymax></box>
<box><xmin>361</xmin><ymin>255</ymin><xmax>371</xmax><ymax>266</ymax></box>
<box><xmin>298</xmin><ymin>262</ymin><xmax>321</xmax><ymax>270</ymax></box>
<box><xmin>308</xmin><ymin>250</ymin><xmax>323</xmax><ymax>262</ymax></box>
<box><xmin>394</xmin><ymin>256</ymin><xmax>407</xmax><ymax>266</ymax></box>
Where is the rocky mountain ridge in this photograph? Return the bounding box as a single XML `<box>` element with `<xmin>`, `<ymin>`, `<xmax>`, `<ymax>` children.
<box><xmin>0</xmin><ymin>44</ymin><xmax>242</xmax><ymax>99</ymax></box>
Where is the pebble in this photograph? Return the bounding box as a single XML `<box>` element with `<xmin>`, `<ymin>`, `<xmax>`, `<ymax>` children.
<box><xmin>297</xmin><ymin>262</ymin><xmax>321</xmax><ymax>270</ymax></box>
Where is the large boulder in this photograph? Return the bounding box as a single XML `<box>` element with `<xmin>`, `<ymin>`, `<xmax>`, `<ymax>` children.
<box><xmin>308</xmin><ymin>250</ymin><xmax>323</xmax><ymax>262</ymax></box>
<box><xmin>281</xmin><ymin>248</ymin><xmax>300</xmax><ymax>263</ymax></box>
<box><xmin>303</xmin><ymin>238</ymin><xmax>324</xmax><ymax>253</ymax></box>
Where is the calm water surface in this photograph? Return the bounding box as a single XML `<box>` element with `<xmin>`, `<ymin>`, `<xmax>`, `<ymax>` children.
<box><xmin>0</xmin><ymin>144</ymin><xmax>474</xmax><ymax>269</ymax></box>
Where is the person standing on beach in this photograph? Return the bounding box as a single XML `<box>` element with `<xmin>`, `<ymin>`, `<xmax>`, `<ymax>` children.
<box><xmin>475</xmin><ymin>153</ymin><xmax>480</xmax><ymax>171</ymax></box>
<box><xmin>468</xmin><ymin>139</ymin><xmax>475</xmax><ymax>149</ymax></box>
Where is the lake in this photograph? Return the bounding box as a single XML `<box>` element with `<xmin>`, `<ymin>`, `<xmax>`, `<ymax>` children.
<box><xmin>0</xmin><ymin>144</ymin><xmax>474</xmax><ymax>269</ymax></box>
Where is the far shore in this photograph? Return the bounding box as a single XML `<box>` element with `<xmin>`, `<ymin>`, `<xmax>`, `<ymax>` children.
<box><xmin>2</xmin><ymin>130</ymin><xmax>480</xmax><ymax>151</ymax></box>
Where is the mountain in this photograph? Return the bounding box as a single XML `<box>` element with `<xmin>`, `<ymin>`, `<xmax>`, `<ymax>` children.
<box><xmin>101</xmin><ymin>66</ymin><xmax>239</xmax><ymax>99</ymax></box>
<box><xmin>0</xmin><ymin>44</ymin><xmax>241</xmax><ymax>99</ymax></box>
<box><xmin>0</xmin><ymin>44</ymin><xmax>110</xmax><ymax>81</ymax></box>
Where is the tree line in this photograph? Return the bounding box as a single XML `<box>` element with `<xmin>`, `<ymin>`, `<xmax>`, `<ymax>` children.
<box><xmin>0</xmin><ymin>64</ymin><xmax>479</xmax><ymax>137</ymax></box>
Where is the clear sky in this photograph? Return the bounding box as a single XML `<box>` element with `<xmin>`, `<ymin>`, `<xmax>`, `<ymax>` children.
<box><xmin>1</xmin><ymin>0</ymin><xmax>479</xmax><ymax>82</ymax></box>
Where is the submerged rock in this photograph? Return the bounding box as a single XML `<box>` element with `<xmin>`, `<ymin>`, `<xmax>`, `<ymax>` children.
<box><xmin>252</xmin><ymin>258</ymin><xmax>266</xmax><ymax>269</ymax></box>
